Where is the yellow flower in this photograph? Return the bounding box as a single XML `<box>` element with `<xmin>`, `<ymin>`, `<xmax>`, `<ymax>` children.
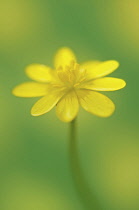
<box><xmin>12</xmin><ymin>47</ymin><xmax>126</xmax><ymax>122</ymax></box>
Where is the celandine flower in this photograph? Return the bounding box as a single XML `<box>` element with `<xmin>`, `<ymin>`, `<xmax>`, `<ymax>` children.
<box><xmin>12</xmin><ymin>47</ymin><xmax>126</xmax><ymax>209</ymax></box>
<box><xmin>12</xmin><ymin>47</ymin><xmax>126</xmax><ymax>122</ymax></box>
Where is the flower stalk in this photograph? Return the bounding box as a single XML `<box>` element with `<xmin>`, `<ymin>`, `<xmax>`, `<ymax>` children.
<box><xmin>69</xmin><ymin>118</ymin><xmax>102</xmax><ymax>210</ymax></box>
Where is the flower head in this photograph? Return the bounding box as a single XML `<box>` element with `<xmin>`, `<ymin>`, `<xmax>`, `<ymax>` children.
<box><xmin>12</xmin><ymin>47</ymin><xmax>126</xmax><ymax>122</ymax></box>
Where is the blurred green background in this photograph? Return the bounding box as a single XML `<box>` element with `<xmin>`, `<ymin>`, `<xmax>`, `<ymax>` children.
<box><xmin>0</xmin><ymin>0</ymin><xmax>139</xmax><ymax>209</ymax></box>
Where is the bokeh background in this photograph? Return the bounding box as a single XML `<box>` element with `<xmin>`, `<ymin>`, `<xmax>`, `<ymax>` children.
<box><xmin>0</xmin><ymin>0</ymin><xmax>139</xmax><ymax>209</ymax></box>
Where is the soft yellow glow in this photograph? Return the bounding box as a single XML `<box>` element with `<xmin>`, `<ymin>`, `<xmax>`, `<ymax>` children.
<box><xmin>116</xmin><ymin>0</ymin><xmax>139</xmax><ymax>48</ymax></box>
<box><xmin>0</xmin><ymin>1</ymin><xmax>36</xmax><ymax>42</ymax></box>
<box><xmin>12</xmin><ymin>47</ymin><xmax>126</xmax><ymax>122</ymax></box>
<box><xmin>3</xmin><ymin>174</ymin><xmax>76</xmax><ymax>210</ymax></box>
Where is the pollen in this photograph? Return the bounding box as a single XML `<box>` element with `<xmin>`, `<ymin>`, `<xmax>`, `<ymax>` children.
<box><xmin>56</xmin><ymin>61</ymin><xmax>87</xmax><ymax>90</ymax></box>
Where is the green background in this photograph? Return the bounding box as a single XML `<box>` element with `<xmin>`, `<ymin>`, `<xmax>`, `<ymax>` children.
<box><xmin>0</xmin><ymin>0</ymin><xmax>138</xmax><ymax>209</ymax></box>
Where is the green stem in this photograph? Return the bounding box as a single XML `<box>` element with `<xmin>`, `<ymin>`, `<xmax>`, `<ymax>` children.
<box><xmin>69</xmin><ymin>118</ymin><xmax>102</xmax><ymax>210</ymax></box>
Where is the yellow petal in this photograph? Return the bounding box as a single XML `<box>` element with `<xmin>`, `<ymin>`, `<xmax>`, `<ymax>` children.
<box><xmin>81</xmin><ymin>61</ymin><xmax>101</xmax><ymax>71</ymax></box>
<box><xmin>82</xmin><ymin>60</ymin><xmax>119</xmax><ymax>80</ymax></box>
<box><xmin>26</xmin><ymin>64</ymin><xmax>54</xmax><ymax>83</ymax></box>
<box><xmin>54</xmin><ymin>47</ymin><xmax>76</xmax><ymax>69</ymax></box>
<box><xmin>77</xmin><ymin>90</ymin><xmax>115</xmax><ymax>117</ymax></box>
<box><xmin>82</xmin><ymin>77</ymin><xmax>126</xmax><ymax>91</ymax></box>
<box><xmin>12</xmin><ymin>82</ymin><xmax>48</xmax><ymax>97</ymax></box>
<box><xmin>31</xmin><ymin>89</ymin><xmax>64</xmax><ymax>116</ymax></box>
<box><xmin>56</xmin><ymin>91</ymin><xmax>79</xmax><ymax>122</ymax></box>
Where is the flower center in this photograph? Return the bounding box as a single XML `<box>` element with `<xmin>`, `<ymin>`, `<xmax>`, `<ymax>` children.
<box><xmin>56</xmin><ymin>61</ymin><xmax>86</xmax><ymax>90</ymax></box>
